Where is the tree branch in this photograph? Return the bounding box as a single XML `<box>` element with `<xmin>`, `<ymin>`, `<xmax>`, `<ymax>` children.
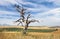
<box><xmin>28</xmin><ymin>20</ymin><xmax>39</xmax><ymax>24</ymax></box>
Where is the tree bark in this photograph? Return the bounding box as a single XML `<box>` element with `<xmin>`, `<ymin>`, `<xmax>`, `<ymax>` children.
<box><xmin>23</xmin><ymin>24</ymin><xmax>28</xmax><ymax>34</ymax></box>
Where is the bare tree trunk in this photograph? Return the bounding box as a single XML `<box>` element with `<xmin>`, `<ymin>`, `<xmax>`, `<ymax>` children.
<box><xmin>23</xmin><ymin>24</ymin><xmax>28</xmax><ymax>34</ymax></box>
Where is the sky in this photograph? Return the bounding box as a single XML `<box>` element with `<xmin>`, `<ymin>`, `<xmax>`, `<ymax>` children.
<box><xmin>0</xmin><ymin>0</ymin><xmax>60</xmax><ymax>26</ymax></box>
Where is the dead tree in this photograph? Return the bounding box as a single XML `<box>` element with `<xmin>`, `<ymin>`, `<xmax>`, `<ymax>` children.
<box><xmin>14</xmin><ymin>4</ymin><xmax>39</xmax><ymax>34</ymax></box>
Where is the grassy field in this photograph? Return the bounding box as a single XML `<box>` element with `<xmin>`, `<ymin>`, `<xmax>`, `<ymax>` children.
<box><xmin>0</xmin><ymin>31</ymin><xmax>60</xmax><ymax>39</ymax></box>
<box><xmin>0</xmin><ymin>26</ymin><xmax>60</xmax><ymax>39</ymax></box>
<box><xmin>0</xmin><ymin>28</ymin><xmax>57</xmax><ymax>32</ymax></box>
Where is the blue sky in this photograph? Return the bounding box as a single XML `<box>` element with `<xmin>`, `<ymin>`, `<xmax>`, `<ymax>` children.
<box><xmin>0</xmin><ymin>0</ymin><xmax>60</xmax><ymax>26</ymax></box>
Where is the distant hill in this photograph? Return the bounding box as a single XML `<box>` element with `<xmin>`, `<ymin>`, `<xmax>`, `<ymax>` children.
<box><xmin>49</xmin><ymin>26</ymin><xmax>60</xmax><ymax>28</ymax></box>
<box><xmin>0</xmin><ymin>24</ymin><xmax>14</xmax><ymax>26</ymax></box>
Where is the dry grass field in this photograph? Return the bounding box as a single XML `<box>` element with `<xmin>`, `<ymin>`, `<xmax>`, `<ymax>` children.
<box><xmin>0</xmin><ymin>26</ymin><xmax>60</xmax><ymax>39</ymax></box>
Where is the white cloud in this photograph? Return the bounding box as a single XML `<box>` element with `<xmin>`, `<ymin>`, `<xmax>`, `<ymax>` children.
<box><xmin>35</xmin><ymin>8</ymin><xmax>60</xmax><ymax>17</ymax></box>
<box><xmin>46</xmin><ymin>0</ymin><xmax>60</xmax><ymax>6</ymax></box>
<box><xmin>0</xmin><ymin>19</ymin><xmax>17</xmax><ymax>25</ymax></box>
<box><xmin>0</xmin><ymin>10</ymin><xmax>19</xmax><ymax>15</ymax></box>
<box><xmin>31</xmin><ymin>8</ymin><xmax>60</xmax><ymax>26</ymax></box>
